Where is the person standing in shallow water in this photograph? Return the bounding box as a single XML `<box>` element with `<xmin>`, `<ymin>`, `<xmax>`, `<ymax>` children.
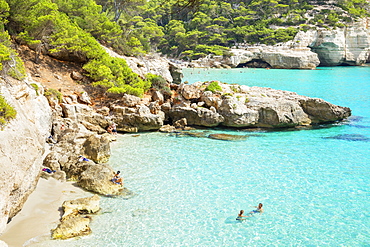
<box><xmin>236</xmin><ymin>210</ymin><xmax>251</xmax><ymax>221</ymax></box>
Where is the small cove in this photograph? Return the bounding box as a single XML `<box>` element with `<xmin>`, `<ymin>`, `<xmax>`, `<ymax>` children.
<box><xmin>30</xmin><ymin>67</ymin><xmax>370</xmax><ymax>246</ymax></box>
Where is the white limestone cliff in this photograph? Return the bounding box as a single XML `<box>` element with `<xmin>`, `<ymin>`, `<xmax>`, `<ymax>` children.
<box><xmin>291</xmin><ymin>18</ymin><xmax>370</xmax><ymax>66</ymax></box>
<box><xmin>0</xmin><ymin>78</ymin><xmax>52</xmax><ymax>234</ymax></box>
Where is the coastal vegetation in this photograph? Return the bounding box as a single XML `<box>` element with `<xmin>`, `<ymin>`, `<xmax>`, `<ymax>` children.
<box><xmin>44</xmin><ymin>88</ymin><xmax>63</xmax><ymax>103</ymax></box>
<box><xmin>0</xmin><ymin>0</ymin><xmax>369</xmax><ymax>97</ymax></box>
<box><xmin>0</xmin><ymin>0</ymin><xmax>25</xmax><ymax>80</ymax></box>
<box><xmin>137</xmin><ymin>0</ymin><xmax>369</xmax><ymax>60</ymax></box>
<box><xmin>205</xmin><ymin>81</ymin><xmax>222</xmax><ymax>93</ymax></box>
<box><xmin>0</xmin><ymin>94</ymin><xmax>16</xmax><ymax>129</ymax></box>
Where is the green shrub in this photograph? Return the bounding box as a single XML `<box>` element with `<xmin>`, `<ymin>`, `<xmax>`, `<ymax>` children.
<box><xmin>205</xmin><ymin>81</ymin><xmax>222</xmax><ymax>93</ymax></box>
<box><xmin>0</xmin><ymin>94</ymin><xmax>17</xmax><ymax>129</ymax></box>
<box><xmin>231</xmin><ymin>85</ymin><xmax>240</xmax><ymax>93</ymax></box>
<box><xmin>145</xmin><ymin>73</ymin><xmax>172</xmax><ymax>97</ymax></box>
<box><xmin>221</xmin><ymin>93</ymin><xmax>233</xmax><ymax>99</ymax></box>
<box><xmin>0</xmin><ymin>29</ymin><xmax>26</xmax><ymax>80</ymax></box>
<box><xmin>44</xmin><ymin>88</ymin><xmax>63</xmax><ymax>102</ymax></box>
<box><xmin>146</xmin><ymin>73</ymin><xmax>166</xmax><ymax>90</ymax></box>
<box><xmin>30</xmin><ymin>83</ymin><xmax>39</xmax><ymax>95</ymax></box>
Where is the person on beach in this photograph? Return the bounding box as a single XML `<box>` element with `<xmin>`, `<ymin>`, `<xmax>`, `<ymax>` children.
<box><xmin>107</xmin><ymin>125</ymin><xmax>113</xmax><ymax>134</ymax></box>
<box><xmin>250</xmin><ymin>203</ymin><xmax>264</xmax><ymax>214</ymax></box>
<box><xmin>47</xmin><ymin>135</ymin><xmax>57</xmax><ymax>144</ymax></box>
<box><xmin>111</xmin><ymin>171</ymin><xmax>123</xmax><ymax>185</ymax></box>
<box><xmin>111</xmin><ymin>123</ymin><xmax>117</xmax><ymax>135</ymax></box>
<box><xmin>78</xmin><ymin>155</ymin><xmax>89</xmax><ymax>162</ymax></box>
<box><xmin>42</xmin><ymin>168</ymin><xmax>56</xmax><ymax>174</ymax></box>
<box><xmin>236</xmin><ymin>210</ymin><xmax>251</xmax><ymax>221</ymax></box>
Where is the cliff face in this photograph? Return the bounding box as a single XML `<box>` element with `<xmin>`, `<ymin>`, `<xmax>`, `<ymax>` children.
<box><xmin>298</xmin><ymin>18</ymin><xmax>370</xmax><ymax>66</ymax></box>
<box><xmin>0</xmin><ymin>78</ymin><xmax>52</xmax><ymax>234</ymax></box>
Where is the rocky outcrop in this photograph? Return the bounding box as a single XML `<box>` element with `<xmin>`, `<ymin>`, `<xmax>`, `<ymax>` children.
<box><xmin>167</xmin><ymin>81</ymin><xmax>351</xmax><ymax>128</ymax></box>
<box><xmin>228</xmin><ymin>47</ymin><xmax>320</xmax><ymax>69</ymax></box>
<box><xmin>189</xmin><ymin>45</ymin><xmax>320</xmax><ymax>69</ymax></box>
<box><xmin>82</xmin><ymin>134</ymin><xmax>111</xmax><ymax>163</ymax></box>
<box><xmin>0</xmin><ymin>78</ymin><xmax>52</xmax><ymax>234</ymax></box>
<box><xmin>52</xmin><ymin>195</ymin><xmax>100</xmax><ymax>240</ymax></box>
<box><xmin>41</xmin><ymin>96</ymin><xmax>126</xmax><ymax>196</ymax></box>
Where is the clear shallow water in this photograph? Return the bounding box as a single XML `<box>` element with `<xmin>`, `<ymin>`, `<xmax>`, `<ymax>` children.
<box><xmin>34</xmin><ymin>67</ymin><xmax>370</xmax><ymax>246</ymax></box>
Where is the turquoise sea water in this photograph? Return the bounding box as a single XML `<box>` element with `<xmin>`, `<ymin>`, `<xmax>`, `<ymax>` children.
<box><xmin>35</xmin><ymin>67</ymin><xmax>369</xmax><ymax>246</ymax></box>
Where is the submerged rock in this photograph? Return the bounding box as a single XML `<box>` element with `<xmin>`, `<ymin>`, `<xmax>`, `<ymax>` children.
<box><xmin>183</xmin><ymin>131</ymin><xmax>209</xmax><ymax>138</ymax></box>
<box><xmin>323</xmin><ymin>134</ymin><xmax>370</xmax><ymax>142</ymax></box>
<box><xmin>208</xmin><ymin>133</ymin><xmax>248</xmax><ymax>141</ymax></box>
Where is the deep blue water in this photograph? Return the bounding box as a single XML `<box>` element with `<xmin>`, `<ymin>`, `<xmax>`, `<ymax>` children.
<box><xmin>35</xmin><ymin>67</ymin><xmax>370</xmax><ymax>247</ymax></box>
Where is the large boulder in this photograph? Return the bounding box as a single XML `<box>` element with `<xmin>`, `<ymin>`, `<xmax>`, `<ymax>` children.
<box><xmin>179</xmin><ymin>83</ymin><xmax>202</xmax><ymax>100</ymax></box>
<box><xmin>82</xmin><ymin>134</ymin><xmax>111</xmax><ymax>163</ymax></box>
<box><xmin>218</xmin><ymin>97</ymin><xmax>259</xmax><ymax>127</ymax></box>
<box><xmin>61</xmin><ymin>195</ymin><xmax>100</xmax><ymax>220</ymax></box>
<box><xmin>122</xmin><ymin>94</ymin><xmax>141</xmax><ymax>107</ymax></box>
<box><xmin>77</xmin><ymin>164</ymin><xmax>123</xmax><ymax>196</ymax></box>
<box><xmin>169</xmin><ymin>62</ymin><xmax>183</xmax><ymax>84</ymax></box>
<box><xmin>51</xmin><ymin>216</ymin><xmax>91</xmax><ymax>240</ymax></box>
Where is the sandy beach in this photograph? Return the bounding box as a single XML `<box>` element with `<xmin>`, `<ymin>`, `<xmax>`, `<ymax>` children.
<box><xmin>0</xmin><ymin>177</ymin><xmax>90</xmax><ymax>247</ymax></box>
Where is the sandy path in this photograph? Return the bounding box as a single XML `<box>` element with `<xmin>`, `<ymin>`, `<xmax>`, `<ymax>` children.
<box><xmin>0</xmin><ymin>178</ymin><xmax>90</xmax><ymax>247</ymax></box>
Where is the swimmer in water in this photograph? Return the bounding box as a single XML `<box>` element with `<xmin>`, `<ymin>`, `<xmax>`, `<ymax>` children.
<box><xmin>250</xmin><ymin>203</ymin><xmax>264</xmax><ymax>214</ymax></box>
<box><xmin>236</xmin><ymin>210</ymin><xmax>251</xmax><ymax>221</ymax></box>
